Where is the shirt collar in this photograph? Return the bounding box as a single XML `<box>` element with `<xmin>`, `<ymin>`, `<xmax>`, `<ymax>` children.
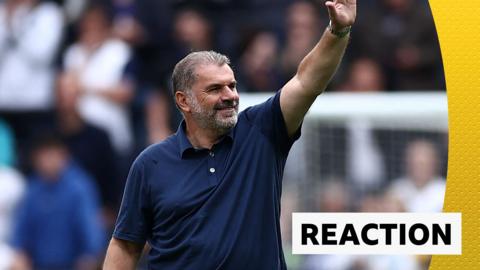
<box><xmin>176</xmin><ymin>120</ymin><xmax>235</xmax><ymax>158</ymax></box>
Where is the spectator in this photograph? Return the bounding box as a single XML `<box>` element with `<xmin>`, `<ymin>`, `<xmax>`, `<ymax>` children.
<box><xmin>388</xmin><ymin>139</ymin><xmax>446</xmax><ymax>212</ymax></box>
<box><xmin>126</xmin><ymin>0</ymin><xmax>176</xmax><ymax>86</ymax></box>
<box><xmin>173</xmin><ymin>7</ymin><xmax>213</xmax><ymax>53</ymax></box>
<box><xmin>111</xmin><ymin>0</ymin><xmax>145</xmax><ymax>46</ymax></box>
<box><xmin>334</xmin><ymin>58</ymin><xmax>387</xmax><ymax>192</ymax></box>
<box><xmin>236</xmin><ymin>30</ymin><xmax>282</xmax><ymax>92</ymax></box>
<box><xmin>60</xmin><ymin>3</ymin><xmax>134</xmax><ymax>155</ymax></box>
<box><xmin>352</xmin><ymin>0</ymin><xmax>444</xmax><ymax>90</ymax></box>
<box><xmin>0</xmin><ymin>0</ymin><xmax>63</xmax><ymax>112</ymax></box>
<box><xmin>0</xmin><ymin>0</ymin><xmax>64</xmax><ymax>170</ymax></box>
<box><xmin>11</xmin><ymin>134</ymin><xmax>104</xmax><ymax>270</ymax></box>
<box><xmin>337</xmin><ymin>57</ymin><xmax>386</xmax><ymax>92</ymax></box>
<box><xmin>316</xmin><ymin>179</ymin><xmax>351</xmax><ymax>212</ymax></box>
<box><xmin>108</xmin><ymin>0</ymin><xmax>175</xmax><ymax>149</ymax></box>
<box><xmin>56</xmin><ymin>75</ymin><xmax>120</xmax><ymax>229</ymax></box>
<box><xmin>280</xmin><ymin>0</ymin><xmax>324</xmax><ymax>82</ymax></box>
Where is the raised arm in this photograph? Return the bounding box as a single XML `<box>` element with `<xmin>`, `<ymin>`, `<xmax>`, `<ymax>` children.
<box><xmin>280</xmin><ymin>0</ymin><xmax>356</xmax><ymax>136</ymax></box>
<box><xmin>103</xmin><ymin>237</ymin><xmax>144</xmax><ymax>270</ymax></box>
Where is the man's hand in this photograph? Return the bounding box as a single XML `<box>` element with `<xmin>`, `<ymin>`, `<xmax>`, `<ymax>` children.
<box><xmin>325</xmin><ymin>0</ymin><xmax>357</xmax><ymax>31</ymax></box>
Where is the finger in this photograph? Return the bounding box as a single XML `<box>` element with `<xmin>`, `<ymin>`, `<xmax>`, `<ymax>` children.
<box><xmin>325</xmin><ymin>1</ymin><xmax>338</xmax><ymax>19</ymax></box>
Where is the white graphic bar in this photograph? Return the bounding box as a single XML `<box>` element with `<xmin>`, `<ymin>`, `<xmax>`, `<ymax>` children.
<box><xmin>292</xmin><ymin>213</ymin><xmax>461</xmax><ymax>255</ymax></box>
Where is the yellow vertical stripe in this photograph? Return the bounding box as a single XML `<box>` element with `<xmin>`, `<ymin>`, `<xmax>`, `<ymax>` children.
<box><xmin>429</xmin><ymin>0</ymin><xmax>480</xmax><ymax>269</ymax></box>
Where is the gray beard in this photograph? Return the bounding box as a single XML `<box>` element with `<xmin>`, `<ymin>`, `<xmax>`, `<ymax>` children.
<box><xmin>189</xmin><ymin>95</ymin><xmax>238</xmax><ymax>135</ymax></box>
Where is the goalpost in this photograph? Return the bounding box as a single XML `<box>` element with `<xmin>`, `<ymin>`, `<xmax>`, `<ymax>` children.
<box><xmin>240</xmin><ymin>92</ymin><xmax>447</xmax><ymax>131</ymax></box>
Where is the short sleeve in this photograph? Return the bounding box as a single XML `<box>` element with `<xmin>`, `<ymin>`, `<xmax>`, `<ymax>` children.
<box><xmin>113</xmin><ymin>159</ymin><xmax>151</xmax><ymax>244</ymax></box>
<box><xmin>244</xmin><ymin>90</ymin><xmax>301</xmax><ymax>154</ymax></box>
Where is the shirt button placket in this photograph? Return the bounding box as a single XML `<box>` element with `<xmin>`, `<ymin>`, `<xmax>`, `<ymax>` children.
<box><xmin>207</xmin><ymin>151</ymin><xmax>217</xmax><ymax>185</ymax></box>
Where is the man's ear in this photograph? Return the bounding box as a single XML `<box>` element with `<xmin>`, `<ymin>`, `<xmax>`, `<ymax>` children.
<box><xmin>175</xmin><ymin>91</ymin><xmax>190</xmax><ymax>113</ymax></box>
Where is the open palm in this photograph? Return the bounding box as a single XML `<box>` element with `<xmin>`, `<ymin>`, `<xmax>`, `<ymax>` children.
<box><xmin>326</xmin><ymin>0</ymin><xmax>357</xmax><ymax>29</ymax></box>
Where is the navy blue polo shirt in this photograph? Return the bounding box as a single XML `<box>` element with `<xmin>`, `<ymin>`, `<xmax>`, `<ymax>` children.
<box><xmin>114</xmin><ymin>90</ymin><xmax>300</xmax><ymax>269</ymax></box>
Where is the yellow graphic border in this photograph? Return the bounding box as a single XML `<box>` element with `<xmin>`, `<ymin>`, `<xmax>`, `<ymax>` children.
<box><xmin>429</xmin><ymin>0</ymin><xmax>480</xmax><ymax>269</ymax></box>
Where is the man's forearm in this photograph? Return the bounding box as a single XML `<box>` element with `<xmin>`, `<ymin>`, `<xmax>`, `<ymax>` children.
<box><xmin>279</xmin><ymin>26</ymin><xmax>352</xmax><ymax>136</ymax></box>
<box><xmin>103</xmin><ymin>238</ymin><xmax>143</xmax><ymax>270</ymax></box>
<box><xmin>296</xmin><ymin>27</ymin><xmax>350</xmax><ymax>96</ymax></box>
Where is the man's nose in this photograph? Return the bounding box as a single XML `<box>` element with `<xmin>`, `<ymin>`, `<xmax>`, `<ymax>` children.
<box><xmin>221</xmin><ymin>86</ymin><xmax>239</xmax><ymax>101</ymax></box>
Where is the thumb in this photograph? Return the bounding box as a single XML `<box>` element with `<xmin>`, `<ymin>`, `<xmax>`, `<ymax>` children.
<box><xmin>325</xmin><ymin>1</ymin><xmax>337</xmax><ymax>20</ymax></box>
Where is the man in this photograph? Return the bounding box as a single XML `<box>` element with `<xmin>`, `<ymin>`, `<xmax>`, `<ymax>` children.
<box><xmin>388</xmin><ymin>139</ymin><xmax>446</xmax><ymax>213</ymax></box>
<box><xmin>104</xmin><ymin>1</ymin><xmax>356</xmax><ymax>269</ymax></box>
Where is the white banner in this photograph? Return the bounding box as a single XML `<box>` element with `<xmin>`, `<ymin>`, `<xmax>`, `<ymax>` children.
<box><xmin>292</xmin><ymin>213</ymin><xmax>461</xmax><ymax>255</ymax></box>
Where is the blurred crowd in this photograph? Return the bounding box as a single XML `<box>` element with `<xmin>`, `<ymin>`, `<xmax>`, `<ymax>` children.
<box><xmin>281</xmin><ymin>137</ymin><xmax>447</xmax><ymax>270</ymax></box>
<box><xmin>0</xmin><ymin>0</ymin><xmax>445</xmax><ymax>269</ymax></box>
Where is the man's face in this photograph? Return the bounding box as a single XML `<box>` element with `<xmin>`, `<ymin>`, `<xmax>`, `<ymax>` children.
<box><xmin>187</xmin><ymin>64</ymin><xmax>240</xmax><ymax>134</ymax></box>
